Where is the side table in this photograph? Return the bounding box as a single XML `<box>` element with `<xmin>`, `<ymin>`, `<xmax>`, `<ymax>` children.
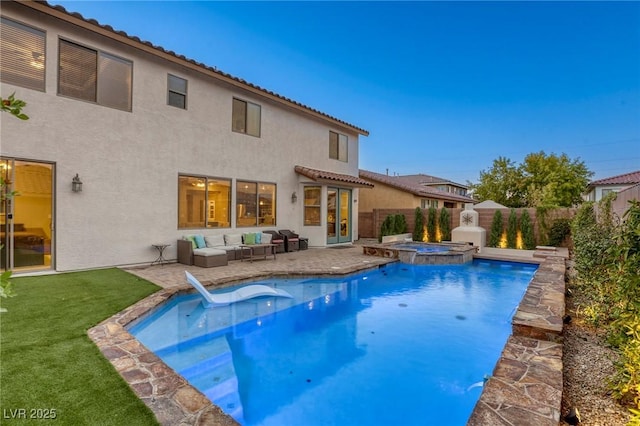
<box><xmin>151</xmin><ymin>243</ymin><xmax>171</xmax><ymax>266</ymax></box>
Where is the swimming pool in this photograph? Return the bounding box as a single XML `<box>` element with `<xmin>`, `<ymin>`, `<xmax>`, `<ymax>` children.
<box><xmin>393</xmin><ymin>242</ymin><xmax>451</xmax><ymax>253</ymax></box>
<box><xmin>129</xmin><ymin>259</ymin><xmax>537</xmax><ymax>425</ymax></box>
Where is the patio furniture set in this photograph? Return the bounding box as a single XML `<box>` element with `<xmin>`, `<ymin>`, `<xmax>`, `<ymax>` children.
<box><xmin>177</xmin><ymin>230</ymin><xmax>307</xmax><ymax>268</ymax></box>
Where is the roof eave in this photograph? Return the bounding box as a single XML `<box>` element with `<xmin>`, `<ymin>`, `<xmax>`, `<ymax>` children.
<box><xmin>18</xmin><ymin>0</ymin><xmax>369</xmax><ymax>137</ymax></box>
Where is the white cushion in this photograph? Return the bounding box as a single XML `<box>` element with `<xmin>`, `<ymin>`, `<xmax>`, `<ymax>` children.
<box><xmin>261</xmin><ymin>233</ymin><xmax>272</xmax><ymax>244</ymax></box>
<box><xmin>205</xmin><ymin>234</ymin><xmax>225</xmax><ymax>248</ymax></box>
<box><xmin>212</xmin><ymin>246</ymin><xmax>236</xmax><ymax>252</ymax></box>
<box><xmin>193</xmin><ymin>248</ymin><xmax>226</xmax><ymax>257</ymax></box>
<box><xmin>224</xmin><ymin>233</ymin><xmax>242</xmax><ymax>246</ymax></box>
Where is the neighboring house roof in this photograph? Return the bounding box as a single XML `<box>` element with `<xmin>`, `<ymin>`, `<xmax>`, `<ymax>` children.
<box><xmin>393</xmin><ymin>173</ymin><xmax>469</xmax><ymax>190</ymax></box>
<box><xmin>474</xmin><ymin>200</ymin><xmax>508</xmax><ymax>209</ymax></box>
<box><xmin>358</xmin><ymin>169</ymin><xmax>474</xmax><ymax>202</ymax></box>
<box><xmin>18</xmin><ymin>1</ymin><xmax>368</xmax><ymax>137</ymax></box>
<box><xmin>588</xmin><ymin>170</ymin><xmax>640</xmax><ymax>188</ymax></box>
<box><xmin>295</xmin><ymin>166</ymin><xmax>374</xmax><ymax>188</ymax></box>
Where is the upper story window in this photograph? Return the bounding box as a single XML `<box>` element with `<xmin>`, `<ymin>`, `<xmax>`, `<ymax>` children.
<box><xmin>329</xmin><ymin>131</ymin><xmax>348</xmax><ymax>162</ymax></box>
<box><xmin>58</xmin><ymin>39</ymin><xmax>132</xmax><ymax>111</ymax></box>
<box><xmin>232</xmin><ymin>98</ymin><xmax>261</xmax><ymax>137</ymax></box>
<box><xmin>167</xmin><ymin>74</ymin><xmax>187</xmax><ymax>109</ymax></box>
<box><xmin>0</xmin><ymin>17</ymin><xmax>45</xmax><ymax>91</ymax></box>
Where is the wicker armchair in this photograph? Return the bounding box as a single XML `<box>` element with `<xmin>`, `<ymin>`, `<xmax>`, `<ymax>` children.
<box><xmin>278</xmin><ymin>229</ymin><xmax>300</xmax><ymax>252</ymax></box>
<box><xmin>262</xmin><ymin>230</ymin><xmax>286</xmax><ymax>253</ymax></box>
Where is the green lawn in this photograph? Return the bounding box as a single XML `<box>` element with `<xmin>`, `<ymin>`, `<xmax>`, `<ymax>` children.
<box><xmin>1</xmin><ymin>269</ymin><xmax>161</xmax><ymax>425</ymax></box>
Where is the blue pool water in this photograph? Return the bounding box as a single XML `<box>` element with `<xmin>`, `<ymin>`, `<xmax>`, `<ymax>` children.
<box><xmin>129</xmin><ymin>260</ymin><xmax>537</xmax><ymax>425</ymax></box>
<box><xmin>393</xmin><ymin>243</ymin><xmax>451</xmax><ymax>253</ymax></box>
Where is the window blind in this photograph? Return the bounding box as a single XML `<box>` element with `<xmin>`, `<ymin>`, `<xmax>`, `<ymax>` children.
<box><xmin>0</xmin><ymin>17</ymin><xmax>45</xmax><ymax>91</ymax></box>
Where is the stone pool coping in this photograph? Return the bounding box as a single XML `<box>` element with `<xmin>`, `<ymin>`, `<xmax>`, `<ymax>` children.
<box><xmin>88</xmin><ymin>247</ymin><xmax>566</xmax><ymax>426</ymax></box>
<box><xmin>361</xmin><ymin>241</ymin><xmax>477</xmax><ymax>264</ymax></box>
<box><xmin>467</xmin><ymin>254</ymin><xmax>566</xmax><ymax>426</ymax></box>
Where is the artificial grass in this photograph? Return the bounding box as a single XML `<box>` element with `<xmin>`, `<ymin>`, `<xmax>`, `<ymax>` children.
<box><xmin>0</xmin><ymin>268</ymin><xmax>161</xmax><ymax>425</ymax></box>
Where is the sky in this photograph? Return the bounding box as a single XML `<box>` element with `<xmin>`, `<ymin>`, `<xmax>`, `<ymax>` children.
<box><xmin>52</xmin><ymin>1</ymin><xmax>640</xmax><ymax>185</ymax></box>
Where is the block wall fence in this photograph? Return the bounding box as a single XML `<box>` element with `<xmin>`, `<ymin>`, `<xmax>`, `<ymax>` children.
<box><xmin>358</xmin><ymin>207</ymin><xmax>576</xmax><ymax>245</ymax></box>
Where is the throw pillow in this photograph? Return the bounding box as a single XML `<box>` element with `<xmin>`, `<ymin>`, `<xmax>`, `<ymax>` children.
<box><xmin>261</xmin><ymin>233</ymin><xmax>272</xmax><ymax>244</ymax></box>
<box><xmin>243</xmin><ymin>233</ymin><xmax>256</xmax><ymax>245</ymax></box>
<box><xmin>255</xmin><ymin>232</ymin><xmax>262</xmax><ymax>244</ymax></box>
<box><xmin>185</xmin><ymin>235</ymin><xmax>197</xmax><ymax>249</ymax></box>
<box><xmin>194</xmin><ymin>234</ymin><xmax>206</xmax><ymax>249</ymax></box>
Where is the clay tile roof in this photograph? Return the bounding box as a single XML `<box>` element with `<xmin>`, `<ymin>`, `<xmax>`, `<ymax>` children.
<box><xmin>28</xmin><ymin>1</ymin><xmax>368</xmax><ymax>136</ymax></box>
<box><xmin>358</xmin><ymin>169</ymin><xmax>474</xmax><ymax>202</ymax></box>
<box><xmin>295</xmin><ymin>166</ymin><xmax>374</xmax><ymax>188</ymax></box>
<box><xmin>589</xmin><ymin>170</ymin><xmax>640</xmax><ymax>187</ymax></box>
<box><xmin>393</xmin><ymin>173</ymin><xmax>468</xmax><ymax>189</ymax></box>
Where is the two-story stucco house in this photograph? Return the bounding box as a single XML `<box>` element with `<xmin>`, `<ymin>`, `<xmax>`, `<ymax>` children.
<box><xmin>0</xmin><ymin>1</ymin><xmax>372</xmax><ymax>273</ymax></box>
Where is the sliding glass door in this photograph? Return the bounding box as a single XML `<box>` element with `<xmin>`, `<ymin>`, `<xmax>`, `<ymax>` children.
<box><xmin>327</xmin><ymin>187</ymin><xmax>351</xmax><ymax>244</ymax></box>
<box><xmin>1</xmin><ymin>159</ymin><xmax>53</xmax><ymax>272</ymax></box>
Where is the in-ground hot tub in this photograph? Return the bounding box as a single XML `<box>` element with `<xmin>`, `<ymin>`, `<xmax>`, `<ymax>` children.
<box><xmin>362</xmin><ymin>241</ymin><xmax>476</xmax><ymax>264</ymax></box>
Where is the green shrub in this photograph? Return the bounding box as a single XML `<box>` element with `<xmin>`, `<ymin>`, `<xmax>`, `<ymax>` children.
<box><xmin>506</xmin><ymin>208</ymin><xmax>518</xmax><ymax>248</ymax></box>
<box><xmin>427</xmin><ymin>207</ymin><xmax>438</xmax><ymax>242</ymax></box>
<box><xmin>610</xmin><ymin>312</ymin><xmax>640</xmax><ymax>410</ymax></box>
<box><xmin>548</xmin><ymin>218</ymin><xmax>571</xmax><ymax>247</ymax></box>
<box><xmin>571</xmin><ymin>201</ymin><xmax>614</xmax><ymax>282</ymax></box>
<box><xmin>413</xmin><ymin>207</ymin><xmax>424</xmax><ymax>242</ymax></box>
<box><xmin>395</xmin><ymin>214</ymin><xmax>408</xmax><ymax>234</ymax></box>
<box><xmin>439</xmin><ymin>208</ymin><xmax>451</xmax><ymax>242</ymax></box>
<box><xmin>573</xmin><ymin>199</ymin><xmax>640</xmax><ymax>410</ymax></box>
<box><xmin>379</xmin><ymin>214</ymin><xmax>408</xmax><ymax>242</ymax></box>
<box><xmin>489</xmin><ymin>210</ymin><xmax>503</xmax><ymax>247</ymax></box>
<box><xmin>520</xmin><ymin>209</ymin><xmax>536</xmax><ymax>249</ymax></box>
<box><xmin>536</xmin><ymin>206</ymin><xmax>550</xmax><ymax>246</ymax></box>
<box><xmin>379</xmin><ymin>215</ymin><xmax>394</xmax><ymax>242</ymax></box>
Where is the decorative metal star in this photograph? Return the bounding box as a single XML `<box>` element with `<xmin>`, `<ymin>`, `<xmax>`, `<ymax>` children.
<box><xmin>462</xmin><ymin>213</ymin><xmax>474</xmax><ymax>225</ymax></box>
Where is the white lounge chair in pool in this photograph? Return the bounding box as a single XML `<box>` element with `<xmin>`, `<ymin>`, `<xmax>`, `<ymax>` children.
<box><xmin>185</xmin><ymin>271</ymin><xmax>293</xmax><ymax>308</ymax></box>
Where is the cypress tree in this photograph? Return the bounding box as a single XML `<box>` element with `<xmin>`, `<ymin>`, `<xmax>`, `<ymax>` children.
<box><xmin>489</xmin><ymin>210</ymin><xmax>503</xmax><ymax>247</ymax></box>
<box><xmin>520</xmin><ymin>209</ymin><xmax>536</xmax><ymax>249</ymax></box>
<box><xmin>395</xmin><ymin>214</ymin><xmax>408</xmax><ymax>234</ymax></box>
<box><xmin>507</xmin><ymin>208</ymin><xmax>518</xmax><ymax>249</ymax></box>
<box><xmin>439</xmin><ymin>208</ymin><xmax>451</xmax><ymax>242</ymax></box>
<box><xmin>427</xmin><ymin>206</ymin><xmax>438</xmax><ymax>242</ymax></box>
<box><xmin>413</xmin><ymin>207</ymin><xmax>424</xmax><ymax>242</ymax></box>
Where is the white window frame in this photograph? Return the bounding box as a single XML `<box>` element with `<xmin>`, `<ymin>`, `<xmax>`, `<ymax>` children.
<box><xmin>232</xmin><ymin>98</ymin><xmax>261</xmax><ymax>137</ymax></box>
<box><xmin>329</xmin><ymin>131</ymin><xmax>348</xmax><ymax>162</ymax></box>
<box><xmin>58</xmin><ymin>39</ymin><xmax>133</xmax><ymax>111</ymax></box>
<box><xmin>167</xmin><ymin>74</ymin><xmax>187</xmax><ymax>109</ymax></box>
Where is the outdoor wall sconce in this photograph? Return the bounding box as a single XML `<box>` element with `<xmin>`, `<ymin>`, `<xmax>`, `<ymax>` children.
<box><xmin>72</xmin><ymin>173</ymin><xmax>83</xmax><ymax>192</ymax></box>
<box><xmin>291</xmin><ymin>192</ymin><xmax>298</xmax><ymax>203</ymax></box>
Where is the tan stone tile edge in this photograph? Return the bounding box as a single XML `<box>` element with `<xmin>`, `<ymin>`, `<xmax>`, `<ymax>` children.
<box><xmin>467</xmin><ymin>255</ymin><xmax>565</xmax><ymax>426</ymax></box>
<box><xmin>87</xmin><ymin>288</ymin><xmax>239</xmax><ymax>426</ymax></box>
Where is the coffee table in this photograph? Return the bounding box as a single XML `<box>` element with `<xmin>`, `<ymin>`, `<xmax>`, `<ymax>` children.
<box><xmin>239</xmin><ymin>243</ymin><xmax>277</xmax><ymax>262</ymax></box>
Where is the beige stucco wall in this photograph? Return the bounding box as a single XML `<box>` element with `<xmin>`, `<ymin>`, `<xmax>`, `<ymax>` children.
<box><xmin>358</xmin><ymin>181</ymin><xmax>418</xmax><ymax>213</ymax></box>
<box><xmin>1</xmin><ymin>3</ymin><xmax>363</xmax><ymax>271</ymax></box>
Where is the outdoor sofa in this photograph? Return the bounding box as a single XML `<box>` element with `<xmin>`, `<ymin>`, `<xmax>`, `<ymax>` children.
<box><xmin>178</xmin><ymin>231</ymin><xmax>280</xmax><ymax>267</ymax></box>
